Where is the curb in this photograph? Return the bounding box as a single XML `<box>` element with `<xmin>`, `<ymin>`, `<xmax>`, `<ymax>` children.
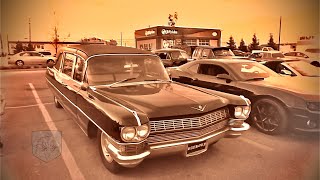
<box><xmin>0</xmin><ymin>65</ymin><xmax>48</xmax><ymax>71</ymax></box>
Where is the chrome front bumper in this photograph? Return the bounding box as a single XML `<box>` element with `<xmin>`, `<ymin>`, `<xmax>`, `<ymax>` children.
<box><xmin>106</xmin><ymin>122</ymin><xmax>250</xmax><ymax>168</ymax></box>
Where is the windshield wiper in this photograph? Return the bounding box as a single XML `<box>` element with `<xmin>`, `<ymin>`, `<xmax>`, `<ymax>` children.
<box><xmin>109</xmin><ymin>77</ymin><xmax>137</xmax><ymax>87</ymax></box>
<box><xmin>246</xmin><ymin>77</ymin><xmax>265</xmax><ymax>81</ymax></box>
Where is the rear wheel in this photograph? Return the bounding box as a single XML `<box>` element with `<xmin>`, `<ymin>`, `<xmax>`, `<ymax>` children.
<box><xmin>251</xmin><ymin>98</ymin><xmax>288</xmax><ymax>135</ymax></box>
<box><xmin>47</xmin><ymin>59</ymin><xmax>54</xmax><ymax>65</ymax></box>
<box><xmin>16</xmin><ymin>60</ymin><xmax>24</xmax><ymax>67</ymax></box>
<box><xmin>98</xmin><ymin>130</ymin><xmax>122</xmax><ymax>173</ymax></box>
<box><xmin>54</xmin><ymin>96</ymin><xmax>62</xmax><ymax>108</ymax></box>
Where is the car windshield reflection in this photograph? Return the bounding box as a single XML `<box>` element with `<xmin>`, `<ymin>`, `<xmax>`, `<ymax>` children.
<box><xmin>286</xmin><ymin>61</ymin><xmax>320</xmax><ymax>77</ymax></box>
<box><xmin>87</xmin><ymin>55</ymin><xmax>170</xmax><ymax>86</ymax></box>
<box><xmin>229</xmin><ymin>62</ymin><xmax>278</xmax><ymax>80</ymax></box>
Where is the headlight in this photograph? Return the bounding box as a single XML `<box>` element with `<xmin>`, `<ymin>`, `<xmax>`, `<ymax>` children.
<box><xmin>121</xmin><ymin>127</ymin><xmax>136</xmax><ymax>141</ymax></box>
<box><xmin>136</xmin><ymin>124</ymin><xmax>149</xmax><ymax>138</ymax></box>
<box><xmin>234</xmin><ymin>106</ymin><xmax>251</xmax><ymax>119</ymax></box>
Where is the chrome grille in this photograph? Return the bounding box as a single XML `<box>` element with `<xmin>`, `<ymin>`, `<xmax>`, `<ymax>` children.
<box><xmin>149</xmin><ymin>108</ymin><xmax>228</xmax><ymax>133</ymax></box>
<box><xmin>148</xmin><ymin>120</ymin><xmax>228</xmax><ymax>144</ymax></box>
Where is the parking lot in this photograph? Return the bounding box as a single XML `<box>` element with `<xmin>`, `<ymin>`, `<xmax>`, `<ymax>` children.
<box><xmin>0</xmin><ymin>69</ymin><xmax>319</xmax><ymax>180</ymax></box>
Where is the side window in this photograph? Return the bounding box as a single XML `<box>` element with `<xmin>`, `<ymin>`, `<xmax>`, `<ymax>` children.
<box><xmin>198</xmin><ymin>64</ymin><xmax>229</xmax><ymax>76</ymax></box>
<box><xmin>157</xmin><ymin>53</ymin><xmax>167</xmax><ymax>59</ymax></box>
<box><xmin>54</xmin><ymin>53</ymin><xmax>63</xmax><ymax>70</ymax></box>
<box><xmin>31</xmin><ymin>52</ymin><xmax>42</xmax><ymax>56</ymax></box>
<box><xmin>73</xmin><ymin>56</ymin><xmax>85</xmax><ymax>82</ymax></box>
<box><xmin>62</xmin><ymin>53</ymin><xmax>76</xmax><ymax>77</ymax></box>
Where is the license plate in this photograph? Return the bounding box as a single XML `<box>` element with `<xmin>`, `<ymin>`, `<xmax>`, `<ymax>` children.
<box><xmin>186</xmin><ymin>141</ymin><xmax>207</xmax><ymax>156</ymax></box>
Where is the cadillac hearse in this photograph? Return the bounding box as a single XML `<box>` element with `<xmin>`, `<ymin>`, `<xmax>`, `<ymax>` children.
<box><xmin>46</xmin><ymin>45</ymin><xmax>250</xmax><ymax>173</ymax></box>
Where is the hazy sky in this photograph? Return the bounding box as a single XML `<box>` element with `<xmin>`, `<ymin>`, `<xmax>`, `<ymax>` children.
<box><xmin>1</xmin><ymin>0</ymin><xmax>319</xmax><ymax>47</ymax></box>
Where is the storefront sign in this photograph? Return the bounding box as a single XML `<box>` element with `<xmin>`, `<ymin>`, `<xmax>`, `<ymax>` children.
<box><xmin>161</xmin><ymin>29</ymin><xmax>178</xmax><ymax>35</ymax></box>
<box><xmin>145</xmin><ymin>30</ymin><xmax>156</xmax><ymax>36</ymax></box>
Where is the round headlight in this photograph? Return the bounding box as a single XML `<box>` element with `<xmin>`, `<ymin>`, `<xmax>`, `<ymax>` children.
<box><xmin>243</xmin><ymin>106</ymin><xmax>251</xmax><ymax>116</ymax></box>
<box><xmin>137</xmin><ymin>124</ymin><xmax>149</xmax><ymax>137</ymax></box>
<box><xmin>234</xmin><ymin>106</ymin><xmax>243</xmax><ymax>118</ymax></box>
<box><xmin>121</xmin><ymin>127</ymin><xmax>136</xmax><ymax>141</ymax></box>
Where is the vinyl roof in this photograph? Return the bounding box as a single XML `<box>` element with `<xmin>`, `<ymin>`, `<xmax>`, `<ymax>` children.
<box><xmin>66</xmin><ymin>44</ymin><xmax>153</xmax><ymax>56</ymax></box>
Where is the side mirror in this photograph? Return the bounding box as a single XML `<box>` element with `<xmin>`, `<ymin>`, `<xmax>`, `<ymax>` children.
<box><xmin>280</xmin><ymin>69</ymin><xmax>293</xmax><ymax>76</ymax></box>
<box><xmin>216</xmin><ymin>74</ymin><xmax>232</xmax><ymax>83</ymax></box>
<box><xmin>81</xmin><ymin>83</ymin><xmax>89</xmax><ymax>91</ymax></box>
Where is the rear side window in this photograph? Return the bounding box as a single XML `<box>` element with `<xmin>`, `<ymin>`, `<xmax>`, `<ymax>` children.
<box><xmin>198</xmin><ymin>64</ymin><xmax>229</xmax><ymax>76</ymax></box>
<box><xmin>73</xmin><ymin>56</ymin><xmax>85</xmax><ymax>82</ymax></box>
<box><xmin>62</xmin><ymin>53</ymin><xmax>76</xmax><ymax>77</ymax></box>
<box><xmin>40</xmin><ymin>52</ymin><xmax>52</xmax><ymax>56</ymax></box>
<box><xmin>54</xmin><ymin>53</ymin><xmax>63</xmax><ymax>70</ymax></box>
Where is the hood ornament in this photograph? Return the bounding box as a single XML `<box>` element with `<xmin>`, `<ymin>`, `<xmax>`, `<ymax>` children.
<box><xmin>191</xmin><ymin>105</ymin><xmax>206</xmax><ymax>112</ymax></box>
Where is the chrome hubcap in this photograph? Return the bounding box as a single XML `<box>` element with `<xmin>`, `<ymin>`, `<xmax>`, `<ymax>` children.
<box><xmin>17</xmin><ymin>61</ymin><xmax>23</xmax><ymax>66</ymax></box>
<box><xmin>253</xmin><ymin>103</ymin><xmax>279</xmax><ymax>132</ymax></box>
<box><xmin>100</xmin><ymin>132</ymin><xmax>113</xmax><ymax>163</ymax></box>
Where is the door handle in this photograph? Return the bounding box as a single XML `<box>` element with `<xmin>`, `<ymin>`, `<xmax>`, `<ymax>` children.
<box><xmin>61</xmin><ymin>82</ymin><xmax>67</xmax><ymax>87</ymax></box>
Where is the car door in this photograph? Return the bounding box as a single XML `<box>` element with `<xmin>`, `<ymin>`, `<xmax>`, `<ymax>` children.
<box><xmin>55</xmin><ymin>52</ymin><xmax>78</xmax><ymax>118</ymax></box>
<box><xmin>30</xmin><ymin>52</ymin><xmax>44</xmax><ymax>64</ymax></box>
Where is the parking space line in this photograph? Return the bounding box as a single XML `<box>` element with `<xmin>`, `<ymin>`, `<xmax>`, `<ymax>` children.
<box><xmin>29</xmin><ymin>83</ymin><xmax>85</xmax><ymax>180</ymax></box>
<box><xmin>239</xmin><ymin>137</ymin><xmax>274</xmax><ymax>152</ymax></box>
<box><xmin>5</xmin><ymin>102</ymin><xmax>54</xmax><ymax>109</ymax></box>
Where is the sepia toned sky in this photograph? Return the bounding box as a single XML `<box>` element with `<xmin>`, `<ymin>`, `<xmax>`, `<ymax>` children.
<box><xmin>1</xmin><ymin>0</ymin><xmax>319</xmax><ymax>48</ymax></box>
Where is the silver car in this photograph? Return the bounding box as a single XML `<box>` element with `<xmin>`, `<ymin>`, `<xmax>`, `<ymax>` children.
<box><xmin>8</xmin><ymin>51</ymin><xmax>56</xmax><ymax>67</ymax></box>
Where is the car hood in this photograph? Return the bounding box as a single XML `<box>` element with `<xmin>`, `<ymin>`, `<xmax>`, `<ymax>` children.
<box><xmin>94</xmin><ymin>82</ymin><xmax>229</xmax><ymax>119</ymax></box>
<box><xmin>243</xmin><ymin>76</ymin><xmax>319</xmax><ymax>100</ymax></box>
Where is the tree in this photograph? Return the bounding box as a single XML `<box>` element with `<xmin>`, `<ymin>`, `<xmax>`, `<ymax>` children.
<box><xmin>238</xmin><ymin>39</ymin><xmax>248</xmax><ymax>52</ymax></box>
<box><xmin>249</xmin><ymin>33</ymin><xmax>260</xmax><ymax>51</ymax></box>
<box><xmin>14</xmin><ymin>41</ymin><xmax>24</xmax><ymax>54</ymax></box>
<box><xmin>226</xmin><ymin>36</ymin><xmax>237</xmax><ymax>50</ymax></box>
<box><xmin>26</xmin><ymin>43</ymin><xmax>35</xmax><ymax>51</ymax></box>
<box><xmin>267</xmin><ymin>33</ymin><xmax>278</xmax><ymax>50</ymax></box>
<box><xmin>52</xmin><ymin>26</ymin><xmax>60</xmax><ymax>55</ymax></box>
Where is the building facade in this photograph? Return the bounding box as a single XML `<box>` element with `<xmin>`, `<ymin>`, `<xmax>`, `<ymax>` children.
<box><xmin>135</xmin><ymin>26</ymin><xmax>221</xmax><ymax>51</ymax></box>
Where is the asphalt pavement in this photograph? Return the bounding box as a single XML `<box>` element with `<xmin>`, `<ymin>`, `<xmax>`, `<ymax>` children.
<box><xmin>0</xmin><ymin>69</ymin><xmax>319</xmax><ymax>180</ymax></box>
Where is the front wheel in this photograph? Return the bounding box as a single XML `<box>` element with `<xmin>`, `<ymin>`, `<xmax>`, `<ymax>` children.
<box><xmin>251</xmin><ymin>98</ymin><xmax>288</xmax><ymax>135</ymax></box>
<box><xmin>16</xmin><ymin>60</ymin><xmax>24</xmax><ymax>67</ymax></box>
<box><xmin>54</xmin><ymin>96</ymin><xmax>62</xmax><ymax>108</ymax></box>
<box><xmin>98</xmin><ymin>130</ymin><xmax>122</xmax><ymax>173</ymax></box>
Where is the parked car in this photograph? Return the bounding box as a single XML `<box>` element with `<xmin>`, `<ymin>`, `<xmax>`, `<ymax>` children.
<box><xmin>8</xmin><ymin>51</ymin><xmax>56</xmax><ymax>67</ymax></box>
<box><xmin>247</xmin><ymin>51</ymin><xmax>293</xmax><ymax>62</ymax></box>
<box><xmin>152</xmin><ymin>48</ymin><xmax>189</xmax><ymax>67</ymax></box>
<box><xmin>192</xmin><ymin>46</ymin><xmax>240</xmax><ymax>60</ymax></box>
<box><xmin>232</xmin><ymin>50</ymin><xmax>250</xmax><ymax>57</ymax></box>
<box><xmin>284</xmin><ymin>51</ymin><xmax>309</xmax><ymax>59</ymax></box>
<box><xmin>167</xmin><ymin>59</ymin><xmax>320</xmax><ymax>135</ymax></box>
<box><xmin>262</xmin><ymin>60</ymin><xmax>320</xmax><ymax>77</ymax></box>
<box><xmin>46</xmin><ymin>45</ymin><xmax>250</xmax><ymax>173</ymax></box>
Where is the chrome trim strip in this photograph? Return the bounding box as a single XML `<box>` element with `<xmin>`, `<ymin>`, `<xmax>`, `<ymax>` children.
<box><xmin>93</xmin><ymin>90</ymin><xmax>142</xmax><ymax>126</ymax></box>
<box><xmin>46</xmin><ymin>76</ymin><xmax>148</xmax><ymax>145</ymax></box>
<box><xmin>46</xmin><ymin>77</ymin><xmax>108</xmax><ymax>135</ymax></box>
<box><xmin>229</xmin><ymin>122</ymin><xmax>250</xmax><ymax>131</ymax></box>
<box><xmin>150</xmin><ymin>128</ymin><xmax>229</xmax><ymax>150</ymax></box>
<box><xmin>107</xmin><ymin>143</ymin><xmax>150</xmax><ymax>161</ymax></box>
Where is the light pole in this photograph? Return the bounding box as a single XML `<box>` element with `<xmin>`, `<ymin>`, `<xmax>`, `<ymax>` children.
<box><xmin>278</xmin><ymin>16</ymin><xmax>282</xmax><ymax>50</ymax></box>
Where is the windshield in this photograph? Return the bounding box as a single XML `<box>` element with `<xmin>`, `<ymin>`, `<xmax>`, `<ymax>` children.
<box><xmin>229</xmin><ymin>62</ymin><xmax>278</xmax><ymax>80</ymax></box>
<box><xmin>87</xmin><ymin>55</ymin><xmax>170</xmax><ymax>86</ymax></box>
<box><xmin>271</xmin><ymin>53</ymin><xmax>285</xmax><ymax>58</ymax></box>
<box><xmin>171</xmin><ymin>51</ymin><xmax>189</xmax><ymax>59</ymax></box>
<box><xmin>213</xmin><ymin>49</ymin><xmax>235</xmax><ymax>56</ymax></box>
<box><xmin>286</xmin><ymin>61</ymin><xmax>320</xmax><ymax>77</ymax></box>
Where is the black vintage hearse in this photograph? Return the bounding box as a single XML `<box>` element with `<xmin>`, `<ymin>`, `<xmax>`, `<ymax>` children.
<box><xmin>46</xmin><ymin>44</ymin><xmax>250</xmax><ymax>173</ymax></box>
